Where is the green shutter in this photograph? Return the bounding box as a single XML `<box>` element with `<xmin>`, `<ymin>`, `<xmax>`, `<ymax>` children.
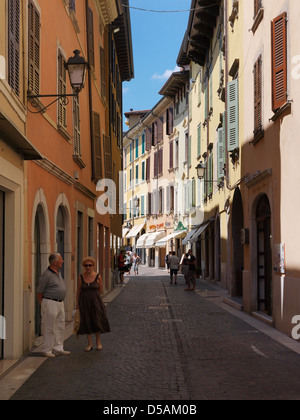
<box><xmin>208</xmin><ymin>154</ymin><xmax>213</xmax><ymax>196</ymax></box>
<box><xmin>217</xmin><ymin>128</ymin><xmax>224</xmax><ymax>180</ymax></box>
<box><xmin>227</xmin><ymin>79</ymin><xmax>239</xmax><ymax>151</ymax></box>
<box><xmin>197</xmin><ymin>124</ymin><xmax>201</xmax><ymax>157</ymax></box>
<box><xmin>141</xmin><ymin>195</ymin><xmax>145</xmax><ymax>216</ymax></box>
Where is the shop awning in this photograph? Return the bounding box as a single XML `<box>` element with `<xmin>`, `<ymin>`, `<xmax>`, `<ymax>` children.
<box><xmin>190</xmin><ymin>218</ymin><xmax>215</xmax><ymax>243</ymax></box>
<box><xmin>122</xmin><ymin>228</ymin><xmax>130</xmax><ymax>238</ymax></box>
<box><xmin>145</xmin><ymin>231</ymin><xmax>166</xmax><ymax>248</ymax></box>
<box><xmin>182</xmin><ymin>227</ymin><xmax>198</xmax><ymax>245</ymax></box>
<box><xmin>155</xmin><ymin>229</ymin><xmax>187</xmax><ymax>248</ymax></box>
<box><xmin>126</xmin><ymin>223</ymin><xmax>145</xmax><ymax>239</ymax></box>
<box><xmin>136</xmin><ymin>232</ymin><xmax>151</xmax><ymax>248</ymax></box>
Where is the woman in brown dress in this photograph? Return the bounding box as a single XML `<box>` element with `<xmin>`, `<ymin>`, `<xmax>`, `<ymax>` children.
<box><xmin>76</xmin><ymin>257</ymin><xmax>110</xmax><ymax>352</ymax></box>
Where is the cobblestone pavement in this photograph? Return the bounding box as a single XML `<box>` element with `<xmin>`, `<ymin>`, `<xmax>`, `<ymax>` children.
<box><xmin>8</xmin><ymin>267</ymin><xmax>300</xmax><ymax>400</ymax></box>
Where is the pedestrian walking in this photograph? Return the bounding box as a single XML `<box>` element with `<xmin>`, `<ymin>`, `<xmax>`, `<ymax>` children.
<box><xmin>36</xmin><ymin>253</ymin><xmax>70</xmax><ymax>358</ymax></box>
<box><xmin>180</xmin><ymin>252</ymin><xmax>189</xmax><ymax>283</ymax></box>
<box><xmin>185</xmin><ymin>249</ymin><xmax>196</xmax><ymax>291</ymax></box>
<box><xmin>118</xmin><ymin>249</ymin><xmax>128</xmax><ymax>283</ymax></box>
<box><xmin>125</xmin><ymin>250</ymin><xmax>133</xmax><ymax>275</ymax></box>
<box><xmin>76</xmin><ymin>257</ymin><xmax>111</xmax><ymax>352</ymax></box>
<box><xmin>132</xmin><ymin>252</ymin><xmax>141</xmax><ymax>275</ymax></box>
<box><xmin>169</xmin><ymin>251</ymin><xmax>180</xmax><ymax>285</ymax></box>
<box><xmin>165</xmin><ymin>251</ymin><xmax>172</xmax><ymax>273</ymax></box>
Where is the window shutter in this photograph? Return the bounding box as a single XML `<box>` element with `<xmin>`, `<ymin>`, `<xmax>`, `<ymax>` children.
<box><xmin>146</xmin><ymin>157</ymin><xmax>150</xmax><ymax>181</ymax></box>
<box><xmin>93</xmin><ymin>112</ymin><xmax>102</xmax><ymax>181</ymax></box>
<box><xmin>141</xmin><ymin>195</ymin><xmax>145</xmax><ymax>216</ymax></box>
<box><xmin>104</xmin><ymin>134</ymin><xmax>112</xmax><ymax>179</ymax></box>
<box><xmin>166</xmin><ymin>107</ymin><xmax>173</xmax><ymax>135</ymax></box>
<box><xmin>169</xmin><ymin>141</ymin><xmax>173</xmax><ymax>169</ymax></box>
<box><xmin>28</xmin><ymin>0</ymin><xmax>40</xmax><ymax>95</ymax></box>
<box><xmin>154</xmin><ymin>152</ymin><xmax>158</xmax><ymax>177</ymax></box>
<box><xmin>100</xmin><ymin>46</ymin><xmax>106</xmax><ymax>99</ymax></box>
<box><xmin>87</xmin><ymin>8</ymin><xmax>94</xmax><ymax>68</ymax></box>
<box><xmin>166</xmin><ymin>186</ymin><xmax>170</xmax><ymax>214</ymax></box>
<box><xmin>217</xmin><ymin>127</ymin><xmax>224</xmax><ymax>180</ymax></box>
<box><xmin>158</xmin><ymin>148</ymin><xmax>163</xmax><ymax>175</ymax></box>
<box><xmin>145</xmin><ymin>127</ymin><xmax>152</xmax><ymax>151</ymax></box>
<box><xmin>58</xmin><ymin>51</ymin><xmax>67</xmax><ymax>128</ymax></box>
<box><xmin>254</xmin><ymin>55</ymin><xmax>262</xmax><ymax>135</ymax></box>
<box><xmin>208</xmin><ymin>154</ymin><xmax>213</xmax><ymax>196</ymax></box>
<box><xmin>227</xmin><ymin>79</ymin><xmax>239</xmax><ymax>151</ymax></box>
<box><xmin>156</xmin><ymin>117</ymin><xmax>163</xmax><ymax>142</ymax></box>
<box><xmin>197</xmin><ymin>124</ymin><xmax>201</xmax><ymax>157</ymax></box>
<box><xmin>8</xmin><ymin>0</ymin><xmax>20</xmax><ymax>95</ymax></box>
<box><xmin>271</xmin><ymin>13</ymin><xmax>287</xmax><ymax>111</ymax></box>
<box><xmin>73</xmin><ymin>95</ymin><xmax>81</xmax><ymax>156</ymax></box>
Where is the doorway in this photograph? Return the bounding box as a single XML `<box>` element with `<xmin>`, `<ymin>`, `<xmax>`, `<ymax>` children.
<box><xmin>256</xmin><ymin>194</ymin><xmax>272</xmax><ymax>316</ymax></box>
<box><xmin>34</xmin><ymin>211</ymin><xmax>42</xmax><ymax>337</ymax></box>
<box><xmin>232</xmin><ymin>188</ymin><xmax>244</xmax><ymax>296</ymax></box>
<box><xmin>0</xmin><ymin>191</ymin><xmax>4</xmax><ymax>359</ymax></box>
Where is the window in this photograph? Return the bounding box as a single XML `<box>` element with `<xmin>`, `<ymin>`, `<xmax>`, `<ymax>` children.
<box><xmin>141</xmin><ymin>195</ymin><xmax>145</xmax><ymax>216</ymax></box>
<box><xmin>8</xmin><ymin>0</ymin><xmax>20</xmax><ymax>95</ymax></box>
<box><xmin>155</xmin><ymin>117</ymin><xmax>163</xmax><ymax>143</ymax></box>
<box><xmin>28</xmin><ymin>0</ymin><xmax>40</xmax><ymax>95</ymax></box>
<box><xmin>73</xmin><ymin>95</ymin><xmax>81</xmax><ymax>160</ymax></box>
<box><xmin>254</xmin><ymin>55</ymin><xmax>264</xmax><ymax>140</ymax></box>
<box><xmin>100</xmin><ymin>46</ymin><xmax>106</xmax><ymax>99</ymax></box>
<box><xmin>58</xmin><ymin>50</ymin><xmax>67</xmax><ymax>128</ymax></box>
<box><xmin>104</xmin><ymin>135</ymin><xmax>112</xmax><ymax>179</ymax></box>
<box><xmin>135</xmin><ymin>164</ymin><xmax>139</xmax><ymax>185</ymax></box>
<box><xmin>169</xmin><ymin>141</ymin><xmax>173</xmax><ymax>169</ymax></box>
<box><xmin>227</xmin><ymin>78</ymin><xmax>239</xmax><ymax>151</ymax></box>
<box><xmin>145</xmin><ymin>126</ymin><xmax>152</xmax><ymax>151</ymax></box>
<box><xmin>271</xmin><ymin>13</ymin><xmax>287</xmax><ymax>112</ymax></box>
<box><xmin>141</xmin><ymin>161</ymin><xmax>145</xmax><ymax>181</ymax></box>
<box><xmin>87</xmin><ymin>7</ymin><xmax>94</xmax><ymax>68</ymax></box>
<box><xmin>146</xmin><ymin>157</ymin><xmax>150</xmax><ymax>181</ymax></box>
<box><xmin>141</xmin><ymin>133</ymin><xmax>145</xmax><ymax>154</ymax></box>
<box><xmin>135</xmin><ymin>138</ymin><xmax>139</xmax><ymax>158</ymax></box>
<box><xmin>166</xmin><ymin>107</ymin><xmax>173</xmax><ymax>135</ymax></box>
<box><xmin>93</xmin><ymin>112</ymin><xmax>102</xmax><ymax>181</ymax></box>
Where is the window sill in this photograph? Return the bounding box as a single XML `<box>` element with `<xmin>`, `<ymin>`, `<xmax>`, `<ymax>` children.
<box><xmin>57</xmin><ymin>124</ymin><xmax>71</xmax><ymax>141</ymax></box>
<box><xmin>270</xmin><ymin>101</ymin><xmax>292</xmax><ymax>122</ymax></box>
<box><xmin>250</xmin><ymin>128</ymin><xmax>264</xmax><ymax>145</ymax></box>
<box><xmin>73</xmin><ymin>155</ymin><xmax>86</xmax><ymax>169</ymax></box>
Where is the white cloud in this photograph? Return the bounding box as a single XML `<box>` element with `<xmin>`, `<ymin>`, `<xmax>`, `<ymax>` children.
<box><xmin>152</xmin><ymin>66</ymin><xmax>180</xmax><ymax>81</ymax></box>
<box><xmin>123</xmin><ymin>86</ymin><xmax>130</xmax><ymax>94</ymax></box>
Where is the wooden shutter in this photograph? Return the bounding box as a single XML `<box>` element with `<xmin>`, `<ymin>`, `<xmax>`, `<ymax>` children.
<box><xmin>100</xmin><ymin>46</ymin><xmax>106</xmax><ymax>99</ymax></box>
<box><xmin>156</xmin><ymin>117</ymin><xmax>163</xmax><ymax>143</ymax></box>
<box><xmin>58</xmin><ymin>51</ymin><xmax>67</xmax><ymax>127</ymax></box>
<box><xmin>104</xmin><ymin>134</ymin><xmax>112</xmax><ymax>179</ymax></box>
<box><xmin>154</xmin><ymin>152</ymin><xmax>158</xmax><ymax>177</ymax></box>
<box><xmin>87</xmin><ymin>7</ymin><xmax>94</xmax><ymax>68</ymax></box>
<box><xmin>93</xmin><ymin>112</ymin><xmax>102</xmax><ymax>181</ymax></box>
<box><xmin>28</xmin><ymin>0</ymin><xmax>40</xmax><ymax>95</ymax></box>
<box><xmin>227</xmin><ymin>79</ymin><xmax>239</xmax><ymax>151</ymax></box>
<box><xmin>146</xmin><ymin>157</ymin><xmax>150</xmax><ymax>181</ymax></box>
<box><xmin>158</xmin><ymin>148</ymin><xmax>163</xmax><ymax>175</ymax></box>
<box><xmin>8</xmin><ymin>0</ymin><xmax>20</xmax><ymax>95</ymax></box>
<box><xmin>145</xmin><ymin>127</ymin><xmax>152</xmax><ymax>151</ymax></box>
<box><xmin>166</xmin><ymin>107</ymin><xmax>173</xmax><ymax>135</ymax></box>
<box><xmin>271</xmin><ymin>13</ymin><xmax>287</xmax><ymax>111</ymax></box>
<box><xmin>73</xmin><ymin>95</ymin><xmax>81</xmax><ymax>156</ymax></box>
<box><xmin>208</xmin><ymin>153</ymin><xmax>213</xmax><ymax>196</ymax></box>
<box><xmin>254</xmin><ymin>55</ymin><xmax>262</xmax><ymax>135</ymax></box>
<box><xmin>254</xmin><ymin>0</ymin><xmax>261</xmax><ymax>17</ymax></box>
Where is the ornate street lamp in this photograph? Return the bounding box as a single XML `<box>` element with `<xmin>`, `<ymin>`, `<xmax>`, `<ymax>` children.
<box><xmin>27</xmin><ymin>50</ymin><xmax>87</xmax><ymax>113</ymax></box>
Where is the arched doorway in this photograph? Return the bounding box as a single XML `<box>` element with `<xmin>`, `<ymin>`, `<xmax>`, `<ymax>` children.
<box><xmin>34</xmin><ymin>211</ymin><xmax>42</xmax><ymax>336</ymax></box>
<box><xmin>256</xmin><ymin>194</ymin><xmax>272</xmax><ymax>316</ymax></box>
<box><xmin>232</xmin><ymin>188</ymin><xmax>244</xmax><ymax>296</ymax></box>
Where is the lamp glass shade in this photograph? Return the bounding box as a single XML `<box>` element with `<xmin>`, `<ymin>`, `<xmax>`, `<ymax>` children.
<box><xmin>66</xmin><ymin>50</ymin><xmax>87</xmax><ymax>92</ymax></box>
<box><xmin>196</xmin><ymin>163</ymin><xmax>206</xmax><ymax>179</ymax></box>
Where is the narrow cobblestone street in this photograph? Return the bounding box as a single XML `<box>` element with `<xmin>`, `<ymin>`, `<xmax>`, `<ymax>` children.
<box><xmin>5</xmin><ymin>267</ymin><xmax>300</xmax><ymax>401</ymax></box>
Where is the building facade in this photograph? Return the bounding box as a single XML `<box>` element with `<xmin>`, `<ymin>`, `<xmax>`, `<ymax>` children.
<box><xmin>0</xmin><ymin>0</ymin><xmax>133</xmax><ymax>360</ymax></box>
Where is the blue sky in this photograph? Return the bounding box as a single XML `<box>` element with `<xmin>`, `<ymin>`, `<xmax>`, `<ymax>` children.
<box><xmin>122</xmin><ymin>0</ymin><xmax>191</xmax><ymax>127</ymax></box>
